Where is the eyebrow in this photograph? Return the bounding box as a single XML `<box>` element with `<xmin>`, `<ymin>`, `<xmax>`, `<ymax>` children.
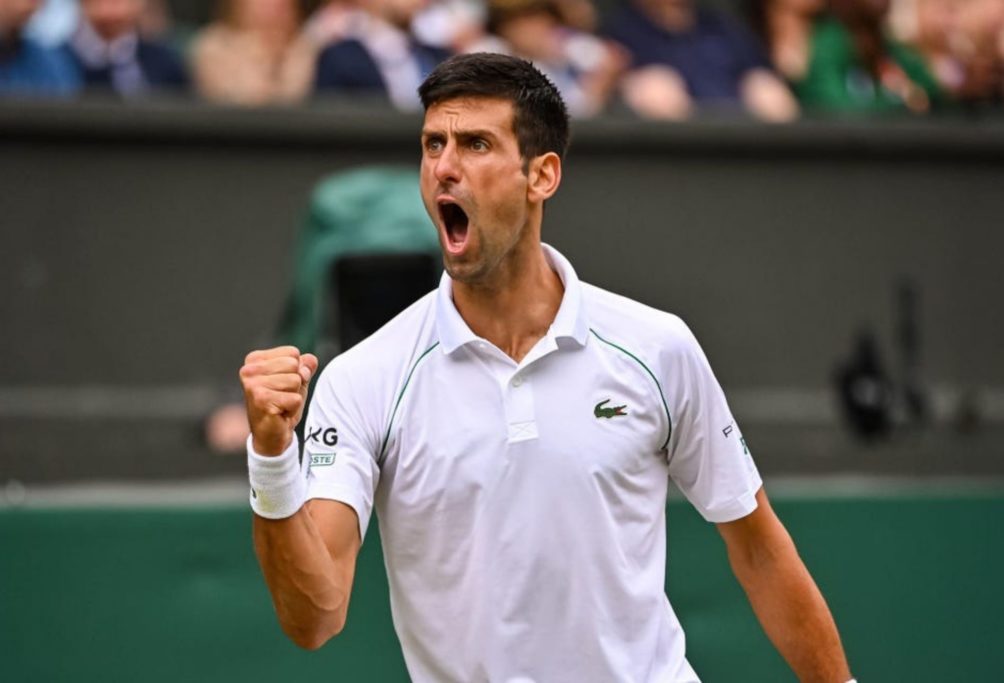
<box><xmin>421</xmin><ymin>128</ymin><xmax>499</xmax><ymax>142</ymax></box>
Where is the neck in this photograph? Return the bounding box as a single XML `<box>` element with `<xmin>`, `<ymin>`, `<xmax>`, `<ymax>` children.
<box><xmin>646</xmin><ymin>4</ymin><xmax>695</xmax><ymax>32</ymax></box>
<box><xmin>451</xmin><ymin>242</ymin><xmax>564</xmax><ymax>363</ymax></box>
<box><xmin>768</xmin><ymin>8</ymin><xmax>809</xmax><ymax>34</ymax></box>
<box><xmin>0</xmin><ymin>23</ymin><xmax>22</xmax><ymax>47</ymax></box>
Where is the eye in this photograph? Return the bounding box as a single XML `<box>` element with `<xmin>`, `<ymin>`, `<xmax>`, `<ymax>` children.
<box><xmin>425</xmin><ymin>138</ymin><xmax>443</xmax><ymax>153</ymax></box>
<box><xmin>470</xmin><ymin>138</ymin><xmax>488</xmax><ymax>152</ymax></box>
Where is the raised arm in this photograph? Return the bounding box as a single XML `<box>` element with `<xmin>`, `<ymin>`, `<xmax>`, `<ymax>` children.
<box><xmin>241</xmin><ymin>346</ymin><xmax>362</xmax><ymax>650</ymax></box>
<box><xmin>717</xmin><ymin>487</ymin><xmax>852</xmax><ymax>683</ymax></box>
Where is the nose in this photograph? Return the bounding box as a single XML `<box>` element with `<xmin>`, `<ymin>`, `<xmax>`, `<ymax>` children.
<box><xmin>433</xmin><ymin>141</ymin><xmax>461</xmax><ymax>186</ymax></box>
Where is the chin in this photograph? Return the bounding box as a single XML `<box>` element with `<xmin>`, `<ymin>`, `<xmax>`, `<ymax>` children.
<box><xmin>443</xmin><ymin>257</ymin><xmax>487</xmax><ymax>285</ymax></box>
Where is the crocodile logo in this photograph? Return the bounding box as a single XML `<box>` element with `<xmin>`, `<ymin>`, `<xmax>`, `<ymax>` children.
<box><xmin>594</xmin><ymin>398</ymin><xmax>628</xmax><ymax>419</ymax></box>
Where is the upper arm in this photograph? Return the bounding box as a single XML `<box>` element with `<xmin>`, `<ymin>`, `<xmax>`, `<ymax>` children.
<box><xmin>302</xmin><ymin>361</ymin><xmax>383</xmax><ymax>542</ymax></box>
<box><xmin>663</xmin><ymin>319</ymin><xmax>762</xmax><ymax>523</ymax></box>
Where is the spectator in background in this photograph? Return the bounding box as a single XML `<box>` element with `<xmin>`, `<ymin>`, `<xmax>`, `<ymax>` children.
<box><xmin>411</xmin><ymin>0</ymin><xmax>485</xmax><ymax>53</ymax></box>
<box><xmin>409</xmin><ymin>0</ymin><xmax>602</xmax><ymax>53</ymax></box>
<box><xmin>313</xmin><ymin>0</ymin><xmax>450</xmax><ymax>110</ymax></box>
<box><xmin>61</xmin><ymin>0</ymin><xmax>188</xmax><ymax>97</ymax></box>
<box><xmin>953</xmin><ymin>0</ymin><xmax>1004</xmax><ymax>104</ymax></box>
<box><xmin>191</xmin><ymin>0</ymin><xmax>316</xmax><ymax>106</ymax></box>
<box><xmin>138</xmin><ymin>0</ymin><xmax>186</xmax><ymax>47</ymax></box>
<box><xmin>1</xmin><ymin>0</ymin><xmax>78</xmax><ymax>95</ymax></box>
<box><xmin>24</xmin><ymin>0</ymin><xmax>77</xmax><ymax>46</ymax></box>
<box><xmin>795</xmin><ymin>0</ymin><xmax>942</xmax><ymax>112</ymax></box>
<box><xmin>466</xmin><ymin>0</ymin><xmax>627</xmax><ymax>117</ymax></box>
<box><xmin>306</xmin><ymin>0</ymin><xmax>363</xmax><ymax>46</ymax></box>
<box><xmin>604</xmin><ymin>0</ymin><xmax>799</xmax><ymax>121</ymax></box>
<box><xmin>745</xmin><ymin>0</ymin><xmax>825</xmax><ymax>85</ymax></box>
<box><xmin>552</xmin><ymin>0</ymin><xmax>599</xmax><ymax>32</ymax></box>
<box><xmin>888</xmin><ymin>0</ymin><xmax>967</xmax><ymax>96</ymax></box>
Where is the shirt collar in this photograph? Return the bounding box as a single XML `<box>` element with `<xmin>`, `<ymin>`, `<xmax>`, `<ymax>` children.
<box><xmin>71</xmin><ymin>20</ymin><xmax>138</xmax><ymax>68</ymax></box>
<box><xmin>435</xmin><ymin>243</ymin><xmax>590</xmax><ymax>355</ymax></box>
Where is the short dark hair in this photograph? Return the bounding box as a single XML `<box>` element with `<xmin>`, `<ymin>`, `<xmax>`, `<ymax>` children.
<box><xmin>418</xmin><ymin>53</ymin><xmax>570</xmax><ymax>163</ymax></box>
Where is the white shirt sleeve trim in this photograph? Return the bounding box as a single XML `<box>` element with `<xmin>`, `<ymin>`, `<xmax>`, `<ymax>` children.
<box><xmin>695</xmin><ymin>476</ymin><xmax>763</xmax><ymax>524</ymax></box>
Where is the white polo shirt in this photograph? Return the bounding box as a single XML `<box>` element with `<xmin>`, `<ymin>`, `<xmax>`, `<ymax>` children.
<box><xmin>300</xmin><ymin>244</ymin><xmax>761</xmax><ymax>683</ymax></box>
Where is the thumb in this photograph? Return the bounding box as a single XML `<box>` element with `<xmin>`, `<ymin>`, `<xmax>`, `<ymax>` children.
<box><xmin>299</xmin><ymin>353</ymin><xmax>319</xmax><ymax>382</ymax></box>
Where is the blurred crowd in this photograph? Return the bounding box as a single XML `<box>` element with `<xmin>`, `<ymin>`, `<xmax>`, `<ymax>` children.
<box><xmin>1</xmin><ymin>0</ymin><xmax>1002</xmax><ymax>118</ymax></box>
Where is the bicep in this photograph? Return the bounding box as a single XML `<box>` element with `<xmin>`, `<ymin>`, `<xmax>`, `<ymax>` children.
<box><xmin>308</xmin><ymin>498</ymin><xmax>363</xmax><ymax>571</ymax></box>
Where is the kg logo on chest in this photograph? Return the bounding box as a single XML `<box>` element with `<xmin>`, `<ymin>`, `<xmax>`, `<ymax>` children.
<box><xmin>306</xmin><ymin>426</ymin><xmax>338</xmax><ymax>446</ymax></box>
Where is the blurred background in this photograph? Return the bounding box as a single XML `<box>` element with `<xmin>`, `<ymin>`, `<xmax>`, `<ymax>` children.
<box><xmin>2</xmin><ymin>0</ymin><xmax>1003</xmax><ymax>680</ymax></box>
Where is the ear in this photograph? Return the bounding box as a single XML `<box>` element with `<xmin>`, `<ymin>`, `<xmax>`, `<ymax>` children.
<box><xmin>526</xmin><ymin>152</ymin><xmax>562</xmax><ymax>203</ymax></box>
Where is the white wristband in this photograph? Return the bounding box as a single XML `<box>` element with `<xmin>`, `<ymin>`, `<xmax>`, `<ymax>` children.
<box><xmin>247</xmin><ymin>436</ymin><xmax>307</xmax><ymax>519</ymax></box>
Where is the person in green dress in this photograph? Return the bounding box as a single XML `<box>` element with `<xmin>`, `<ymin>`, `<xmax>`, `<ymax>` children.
<box><xmin>795</xmin><ymin>0</ymin><xmax>944</xmax><ymax>113</ymax></box>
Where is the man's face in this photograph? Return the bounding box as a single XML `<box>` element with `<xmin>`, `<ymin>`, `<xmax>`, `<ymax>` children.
<box><xmin>81</xmin><ymin>0</ymin><xmax>144</xmax><ymax>41</ymax></box>
<box><xmin>363</xmin><ymin>0</ymin><xmax>427</xmax><ymax>29</ymax></box>
<box><xmin>0</xmin><ymin>0</ymin><xmax>42</xmax><ymax>32</ymax></box>
<box><xmin>420</xmin><ymin>97</ymin><xmax>533</xmax><ymax>285</ymax></box>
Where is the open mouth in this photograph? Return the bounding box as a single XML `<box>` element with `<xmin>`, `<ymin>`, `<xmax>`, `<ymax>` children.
<box><xmin>438</xmin><ymin>200</ymin><xmax>470</xmax><ymax>253</ymax></box>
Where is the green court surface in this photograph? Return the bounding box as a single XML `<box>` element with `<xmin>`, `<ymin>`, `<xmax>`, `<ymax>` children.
<box><xmin>1</xmin><ymin>493</ymin><xmax>1002</xmax><ymax>682</ymax></box>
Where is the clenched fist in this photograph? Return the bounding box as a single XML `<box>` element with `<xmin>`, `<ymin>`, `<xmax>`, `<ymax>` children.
<box><xmin>240</xmin><ymin>346</ymin><xmax>319</xmax><ymax>456</ymax></box>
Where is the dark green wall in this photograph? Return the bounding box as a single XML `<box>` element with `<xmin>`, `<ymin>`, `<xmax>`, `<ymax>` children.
<box><xmin>2</xmin><ymin>495</ymin><xmax>1002</xmax><ymax>681</ymax></box>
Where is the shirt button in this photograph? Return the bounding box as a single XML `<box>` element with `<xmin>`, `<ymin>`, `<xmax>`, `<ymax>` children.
<box><xmin>512</xmin><ymin>375</ymin><xmax>524</xmax><ymax>387</ymax></box>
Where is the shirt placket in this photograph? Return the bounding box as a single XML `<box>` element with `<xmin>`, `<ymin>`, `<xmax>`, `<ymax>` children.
<box><xmin>503</xmin><ymin>368</ymin><xmax>537</xmax><ymax>444</ymax></box>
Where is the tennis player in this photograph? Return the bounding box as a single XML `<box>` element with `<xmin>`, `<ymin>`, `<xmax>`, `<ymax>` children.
<box><xmin>241</xmin><ymin>53</ymin><xmax>855</xmax><ymax>682</ymax></box>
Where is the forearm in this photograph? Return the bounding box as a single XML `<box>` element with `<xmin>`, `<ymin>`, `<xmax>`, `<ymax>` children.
<box><xmin>253</xmin><ymin>505</ymin><xmax>351</xmax><ymax>649</ymax></box>
<box><xmin>729</xmin><ymin>532</ymin><xmax>850</xmax><ymax>682</ymax></box>
<box><xmin>242</xmin><ymin>347</ymin><xmax>360</xmax><ymax>649</ymax></box>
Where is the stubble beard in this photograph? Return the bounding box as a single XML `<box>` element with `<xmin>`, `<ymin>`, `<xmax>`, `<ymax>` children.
<box><xmin>444</xmin><ymin>222</ymin><xmax>529</xmax><ymax>292</ymax></box>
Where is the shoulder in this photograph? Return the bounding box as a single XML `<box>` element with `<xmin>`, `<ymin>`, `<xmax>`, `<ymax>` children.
<box><xmin>317</xmin><ymin>39</ymin><xmax>375</xmax><ymax>70</ymax></box>
<box><xmin>17</xmin><ymin>38</ymin><xmax>58</xmax><ymax>63</ymax></box>
<box><xmin>603</xmin><ymin>6</ymin><xmax>654</xmax><ymax>44</ymax></box>
<box><xmin>811</xmin><ymin>17</ymin><xmax>852</xmax><ymax>53</ymax></box>
<box><xmin>695</xmin><ymin>7</ymin><xmax>740</xmax><ymax>34</ymax></box>
<box><xmin>315</xmin><ymin>39</ymin><xmax>382</xmax><ymax>88</ymax></box>
<box><xmin>318</xmin><ymin>38</ymin><xmax>368</xmax><ymax>58</ymax></box>
<box><xmin>137</xmin><ymin>39</ymin><xmax>182</xmax><ymax>64</ymax></box>
<box><xmin>582</xmin><ymin>282</ymin><xmax>698</xmax><ymax>362</ymax></box>
<box><xmin>417</xmin><ymin>43</ymin><xmax>451</xmax><ymax>63</ymax></box>
<box><xmin>137</xmin><ymin>39</ymin><xmax>188</xmax><ymax>83</ymax></box>
<box><xmin>20</xmin><ymin>41</ymin><xmax>80</xmax><ymax>89</ymax></box>
<box><xmin>54</xmin><ymin>42</ymin><xmax>83</xmax><ymax>69</ymax></box>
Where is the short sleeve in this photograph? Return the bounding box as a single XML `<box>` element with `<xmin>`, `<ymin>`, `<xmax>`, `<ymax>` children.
<box><xmin>302</xmin><ymin>362</ymin><xmax>382</xmax><ymax>540</ymax></box>
<box><xmin>665</xmin><ymin>322</ymin><xmax>761</xmax><ymax>523</ymax></box>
